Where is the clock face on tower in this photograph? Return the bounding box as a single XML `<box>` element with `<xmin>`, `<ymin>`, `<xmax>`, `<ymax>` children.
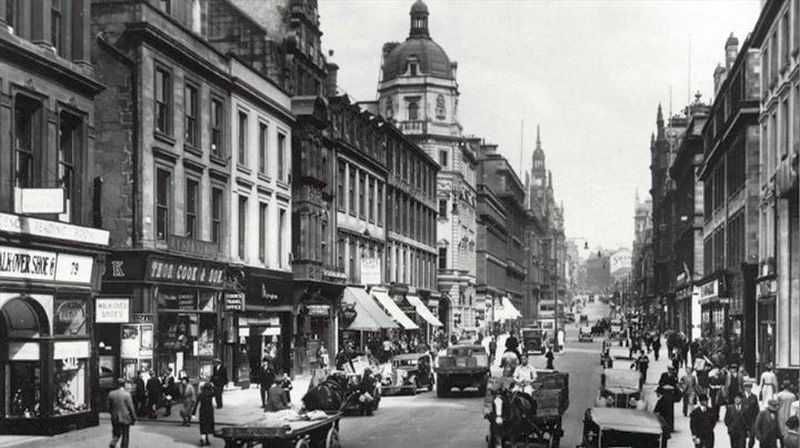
<box><xmin>534</xmin><ymin>178</ymin><xmax>543</xmax><ymax>187</ymax></box>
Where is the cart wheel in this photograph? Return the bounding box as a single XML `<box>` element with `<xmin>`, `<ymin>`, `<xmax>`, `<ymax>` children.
<box><xmin>294</xmin><ymin>437</ymin><xmax>311</xmax><ymax>448</ymax></box>
<box><xmin>325</xmin><ymin>427</ymin><xmax>341</xmax><ymax>448</ymax></box>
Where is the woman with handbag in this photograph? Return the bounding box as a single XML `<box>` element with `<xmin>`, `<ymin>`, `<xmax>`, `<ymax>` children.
<box><xmin>177</xmin><ymin>376</ymin><xmax>196</xmax><ymax>426</ymax></box>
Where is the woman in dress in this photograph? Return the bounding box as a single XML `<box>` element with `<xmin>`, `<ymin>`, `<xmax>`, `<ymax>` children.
<box><xmin>178</xmin><ymin>376</ymin><xmax>196</xmax><ymax>426</ymax></box>
<box><xmin>759</xmin><ymin>363</ymin><xmax>778</xmax><ymax>404</ymax></box>
<box><xmin>193</xmin><ymin>382</ymin><xmax>215</xmax><ymax>446</ymax></box>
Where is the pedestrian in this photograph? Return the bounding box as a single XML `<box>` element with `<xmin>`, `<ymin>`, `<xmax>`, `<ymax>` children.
<box><xmin>317</xmin><ymin>343</ymin><xmax>329</xmax><ymax>370</ymax></box>
<box><xmin>488</xmin><ymin>336</ymin><xmax>497</xmax><ymax>364</ymax></box>
<box><xmin>545</xmin><ymin>345</ymin><xmax>555</xmax><ymax>370</ymax></box>
<box><xmin>725</xmin><ymin>393</ymin><xmax>749</xmax><ymax>448</ymax></box>
<box><xmin>281</xmin><ymin>375</ymin><xmax>294</xmax><ymax>404</ymax></box>
<box><xmin>760</xmin><ymin>363</ymin><xmax>779</xmax><ymax>404</ymax></box>
<box><xmin>743</xmin><ymin>381</ymin><xmax>761</xmax><ymax>448</ymax></box>
<box><xmin>681</xmin><ymin>367</ymin><xmax>700</xmax><ymax>417</ymax></box>
<box><xmin>725</xmin><ymin>363</ymin><xmax>743</xmax><ymax>406</ymax></box>
<box><xmin>256</xmin><ymin>357</ymin><xmax>275</xmax><ymax>409</ymax></box>
<box><xmin>632</xmin><ymin>350</ymin><xmax>649</xmax><ymax>389</ymax></box>
<box><xmin>690</xmin><ymin>395</ymin><xmax>717</xmax><ymax>448</ymax></box>
<box><xmin>785</xmin><ymin>416</ymin><xmax>800</xmax><ymax>448</ymax></box>
<box><xmin>210</xmin><ymin>359</ymin><xmax>227</xmax><ymax>409</ymax></box>
<box><xmin>652</xmin><ymin>335</ymin><xmax>661</xmax><ymax>361</ymax></box>
<box><xmin>778</xmin><ymin>380</ymin><xmax>799</xmax><ymax>437</ymax></box>
<box><xmin>505</xmin><ymin>332</ymin><xmax>520</xmax><ymax>358</ymax></box>
<box><xmin>671</xmin><ymin>347</ymin><xmax>682</xmax><ymax>372</ymax></box>
<box><xmin>264</xmin><ymin>375</ymin><xmax>290</xmax><ymax>412</ymax></box>
<box><xmin>161</xmin><ymin>368</ymin><xmax>176</xmax><ymax>417</ymax></box>
<box><xmin>107</xmin><ymin>378</ymin><xmax>136</xmax><ymax>448</ymax></box>
<box><xmin>193</xmin><ymin>382</ymin><xmax>215</xmax><ymax>446</ymax></box>
<box><xmin>145</xmin><ymin>369</ymin><xmax>162</xmax><ymax>418</ymax></box>
<box><xmin>653</xmin><ymin>386</ymin><xmax>674</xmax><ymax>433</ymax></box>
<box><xmin>357</xmin><ymin>368</ymin><xmax>376</xmax><ymax>416</ymax></box>
<box><xmin>177</xmin><ymin>376</ymin><xmax>196</xmax><ymax>427</ymax></box>
<box><xmin>133</xmin><ymin>371</ymin><xmax>146</xmax><ymax>417</ymax></box>
<box><xmin>754</xmin><ymin>398</ymin><xmax>782</xmax><ymax>448</ymax></box>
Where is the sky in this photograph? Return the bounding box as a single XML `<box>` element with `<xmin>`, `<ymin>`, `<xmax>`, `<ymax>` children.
<box><xmin>318</xmin><ymin>0</ymin><xmax>761</xmax><ymax>251</ymax></box>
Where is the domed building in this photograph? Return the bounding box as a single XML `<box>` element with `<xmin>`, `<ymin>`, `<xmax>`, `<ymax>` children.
<box><xmin>378</xmin><ymin>1</ymin><xmax>478</xmax><ymax>337</ymax></box>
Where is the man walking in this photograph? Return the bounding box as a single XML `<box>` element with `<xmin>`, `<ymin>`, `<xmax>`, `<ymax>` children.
<box><xmin>210</xmin><ymin>359</ymin><xmax>227</xmax><ymax>409</ymax></box>
<box><xmin>145</xmin><ymin>370</ymin><xmax>162</xmax><ymax>419</ymax></box>
<box><xmin>255</xmin><ymin>357</ymin><xmax>275</xmax><ymax>409</ymax></box>
<box><xmin>633</xmin><ymin>350</ymin><xmax>650</xmax><ymax>389</ymax></box>
<box><xmin>691</xmin><ymin>395</ymin><xmax>717</xmax><ymax>448</ymax></box>
<box><xmin>743</xmin><ymin>381</ymin><xmax>761</xmax><ymax>448</ymax></box>
<box><xmin>778</xmin><ymin>380</ymin><xmax>799</xmax><ymax>438</ymax></box>
<box><xmin>488</xmin><ymin>336</ymin><xmax>497</xmax><ymax>364</ymax></box>
<box><xmin>725</xmin><ymin>393</ymin><xmax>749</xmax><ymax>448</ymax></box>
<box><xmin>754</xmin><ymin>398</ymin><xmax>783</xmax><ymax>448</ymax></box>
<box><xmin>653</xmin><ymin>386</ymin><xmax>674</xmax><ymax>433</ymax></box>
<box><xmin>652</xmin><ymin>335</ymin><xmax>661</xmax><ymax>361</ymax></box>
<box><xmin>108</xmin><ymin>378</ymin><xmax>136</xmax><ymax>448</ymax></box>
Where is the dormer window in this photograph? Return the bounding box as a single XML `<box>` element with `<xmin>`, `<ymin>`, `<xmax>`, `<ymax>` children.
<box><xmin>407</xmin><ymin>56</ymin><xmax>420</xmax><ymax>77</ymax></box>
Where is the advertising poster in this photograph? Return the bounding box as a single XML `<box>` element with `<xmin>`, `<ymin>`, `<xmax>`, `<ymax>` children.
<box><xmin>120</xmin><ymin>324</ymin><xmax>140</xmax><ymax>358</ymax></box>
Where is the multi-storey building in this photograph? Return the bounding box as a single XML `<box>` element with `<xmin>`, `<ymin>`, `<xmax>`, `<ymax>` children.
<box><xmin>476</xmin><ymin>141</ymin><xmax>527</xmax><ymax>327</ymax></box>
<box><xmin>0</xmin><ymin>0</ymin><xmax>110</xmax><ymax>435</ymax></box>
<box><xmin>377</xmin><ymin>0</ymin><xmax>477</xmax><ymax>335</ymax></box>
<box><xmin>670</xmin><ymin>97</ymin><xmax>709</xmax><ymax>343</ymax></box>
<box><xmin>698</xmin><ymin>34</ymin><xmax>760</xmax><ymax>373</ymax></box>
<box><xmin>751</xmin><ymin>0</ymin><xmax>799</xmax><ymax>381</ymax></box>
<box><xmin>631</xmin><ymin>193</ymin><xmax>654</xmax><ymax>316</ymax></box>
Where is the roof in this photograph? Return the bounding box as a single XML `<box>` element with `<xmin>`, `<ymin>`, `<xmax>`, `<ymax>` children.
<box><xmin>410</xmin><ymin>0</ymin><xmax>429</xmax><ymax>15</ymax></box>
<box><xmin>342</xmin><ymin>287</ymin><xmax>398</xmax><ymax>331</ymax></box>
<box><xmin>382</xmin><ymin>38</ymin><xmax>453</xmax><ymax>82</ymax></box>
<box><xmin>587</xmin><ymin>407</ymin><xmax>664</xmax><ymax>435</ymax></box>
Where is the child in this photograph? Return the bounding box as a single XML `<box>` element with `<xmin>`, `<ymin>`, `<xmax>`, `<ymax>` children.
<box><xmin>193</xmin><ymin>382</ymin><xmax>215</xmax><ymax>446</ymax></box>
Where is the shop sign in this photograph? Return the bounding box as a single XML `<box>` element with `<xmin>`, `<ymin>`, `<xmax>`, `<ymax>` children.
<box><xmin>54</xmin><ymin>340</ymin><xmax>89</xmax><ymax>359</ymax></box>
<box><xmin>96</xmin><ymin>298</ymin><xmax>130</xmax><ymax>323</ymax></box>
<box><xmin>147</xmin><ymin>257</ymin><xmax>225</xmax><ymax>286</ymax></box>
<box><xmin>178</xmin><ymin>293</ymin><xmax>198</xmax><ymax>310</ymax></box>
<box><xmin>360</xmin><ymin>258</ymin><xmax>381</xmax><ymax>286</ymax></box>
<box><xmin>0</xmin><ymin>212</ymin><xmax>109</xmax><ymax>246</ymax></box>
<box><xmin>0</xmin><ymin>246</ymin><xmax>94</xmax><ymax>285</ymax></box>
<box><xmin>699</xmin><ymin>280</ymin><xmax>718</xmax><ymax>300</ymax></box>
<box><xmin>306</xmin><ymin>304</ymin><xmax>330</xmax><ymax>316</ymax></box>
<box><xmin>132</xmin><ymin>313</ymin><xmax>153</xmax><ymax>323</ymax></box>
<box><xmin>224</xmin><ymin>292</ymin><xmax>245</xmax><ymax>311</ymax></box>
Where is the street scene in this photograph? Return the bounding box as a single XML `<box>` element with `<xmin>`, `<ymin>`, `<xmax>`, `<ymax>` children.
<box><xmin>1</xmin><ymin>0</ymin><xmax>800</xmax><ymax>447</ymax></box>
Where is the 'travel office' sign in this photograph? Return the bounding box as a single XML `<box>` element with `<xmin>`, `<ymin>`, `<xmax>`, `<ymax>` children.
<box><xmin>0</xmin><ymin>245</ymin><xmax>94</xmax><ymax>285</ymax></box>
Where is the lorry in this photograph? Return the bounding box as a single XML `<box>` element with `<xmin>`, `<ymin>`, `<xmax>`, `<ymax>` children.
<box><xmin>521</xmin><ymin>325</ymin><xmax>545</xmax><ymax>355</ymax></box>
<box><xmin>435</xmin><ymin>344</ymin><xmax>490</xmax><ymax>397</ymax></box>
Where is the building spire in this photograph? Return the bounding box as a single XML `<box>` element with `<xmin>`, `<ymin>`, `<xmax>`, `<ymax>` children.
<box><xmin>536</xmin><ymin>124</ymin><xmax>541</xmax><ymax>149</ymax></box>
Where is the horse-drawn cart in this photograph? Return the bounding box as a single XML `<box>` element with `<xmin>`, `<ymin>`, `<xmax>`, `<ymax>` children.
<box><xmin>215</xmin><ymin>411</ymin><xmax>342</xmax><ymax>448</ymax></box>
<box><xmin>484</xmin><ymin>370</ymin><xmax>569</xmax><ymax>448</ymax></box>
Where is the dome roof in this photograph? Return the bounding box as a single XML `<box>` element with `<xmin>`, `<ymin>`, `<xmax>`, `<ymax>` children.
<box><xmin>410</xmin><ymin>0</ymin><xmax>429</xmax><ymax>15</ymax></box>
<box><xmin>726</xmin><ymin>33</ymin><xmax>739</xmax><ymax>47</ymax></box>
<box><xmin>382</xmin><ymin>38</ymin><xmax>453</xmax><ymax>81</ymax></box>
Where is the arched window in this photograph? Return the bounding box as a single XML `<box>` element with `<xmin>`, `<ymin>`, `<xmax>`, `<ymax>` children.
<box><xmin>408</xmin><ymin>101</ymin><xmax>419</xmax><ymax>121</ymax></box>
<box><xmin>385</xmin><ymin>97</ymin><xmax>394</xmax><ymax>119</ymax></box>
<box><xmin>435</xmin><ymin>94</ymin><xmax>446</xmax><ymax>120</ymax></box>
<box><xmin>1</xmin><ymin>297</ymin><xmax>44</xmax><ymax>338</ymax></box>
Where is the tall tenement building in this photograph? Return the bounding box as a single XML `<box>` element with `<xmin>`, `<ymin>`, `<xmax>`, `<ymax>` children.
<box><xmin>377</xmin><ymin>1</ymin><xmax>478</xmax><ymax>335</ymax></box>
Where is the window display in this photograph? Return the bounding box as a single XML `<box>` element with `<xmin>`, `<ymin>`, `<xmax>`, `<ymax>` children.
<box><xmin>54</xmin><ymin>297</ymin><xmax>87</xmax><ymax>336</ymax></box>
<box><xmin>53</xmin><ymin>358</ymin><xmax>88</xmax><ymax>415</ymax></box>
<box><xmin>7</xmin><ymin>362</ymin><xmax>41</xmax><ymax>418</ymax></box>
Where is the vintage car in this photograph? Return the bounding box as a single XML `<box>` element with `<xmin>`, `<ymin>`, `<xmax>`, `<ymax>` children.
<box><xmin>599</xmin><ymin>368</ymin><xmax>641</xmax><ymax>408</ymax></box>
<box><xmin>380</xmin><ymin>353</ymin><xmax>435</xmax><ymax>395</ymax></box>
<box><xmin>436</xmin><ymin>344</ymin><xmax>489</xmax><ymax>397</ymax></box>
<box><xmin>521</xmin><ymin>326</ymin><xmax>545</xmax><ymax>355</ymax></box>
<box><xmin>578</xmin><ymin>327</ymin><xmax>594</xmax><ymax>342</ymax></box>
<box><xmin>577</xmin><ymin>407</ymin><xmax>667</xmax><ymax>448</ymax></box>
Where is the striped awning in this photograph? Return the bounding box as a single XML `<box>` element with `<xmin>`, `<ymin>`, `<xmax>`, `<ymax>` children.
<box><xmin>370</xmin><ymin>288</ymin><xmax>419</xmax><ymax>330</ymax></box>
<box><xmin>406</xmin><ymin>294</ymin><xmax>443</xmax><ymax>327</ymax></box>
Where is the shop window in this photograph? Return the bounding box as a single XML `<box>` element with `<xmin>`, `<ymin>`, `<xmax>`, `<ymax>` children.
<box><xmin>53</xmin><ymin>355</ymin><xmax>88</xmax><ymax>416</ymax></box>
<box><xmin>7</xmin><ymin>361</ymin><xmax>41</xmax><ymax>418</ymax></box>
<box><xmin>54</xmin><ymin>297</ymin><xmax>87</xmax><ymax>336</ymax></box>
<box><xmin>155</xmin><ymin>168</ymin><xmax>172</xmax><ymax>240</ymax></box>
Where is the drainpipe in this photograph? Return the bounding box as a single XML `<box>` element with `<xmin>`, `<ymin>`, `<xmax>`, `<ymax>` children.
<box><xmin>96</xmin><ymin>32</ymin><xmax>140</xmax><ymax>246</ymax></box>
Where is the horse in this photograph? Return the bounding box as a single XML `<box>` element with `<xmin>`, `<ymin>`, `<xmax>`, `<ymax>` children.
<box><xmin>302</xmin><ymin>372</ymin><xmax>352</xmax><ymax>412</ymax></box>
<box><xmin>488</xmin><ymin>387</ymin><xmax>539</xmax><ymax>447</ymax></box>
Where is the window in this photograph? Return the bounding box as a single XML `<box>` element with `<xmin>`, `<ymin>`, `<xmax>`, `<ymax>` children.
<box><xmin>14</xmin><ymin>96</ymin><xmax>42</xmax><ymax>188</ymax></box>
<box><xmin>51</xmin><ymin>0</ymin><xmax>63</xmax><ymax>55</ymax></box>
<box><xmin>238</xmin><ymin>196</ymin><xmax>248</xmax><ymax>259</ymax></box>
<box><xmin>277</xmin><ymin>133</ymin><xmax>286</xmax><ymax>181</ymax></box>
<box><xmin>258</xmin><ymin>123</ymin><xmax>268</xmax><ymax>174</ymax></box>
<box><xmin>783</xmin><ymin>13</ymin><xmax>790</xmax><ymax>65</ymax></box>
<box><xmin>155</xmin><ymin>168</ymin><xmax>172</xmax><ymax>240</ymax></box>
<box><xmin>184</xmin><ymin>84</ymin><xmax>198</xmax><ymax>148</ymax></box>
<box><xmin>259</xmin><ymin>203</ymin><xmax>267</xmax><ymax>263</ymax></box>
<box><xmin>185</xmin><ymin>178</ymin><xmax>199</xmax><ymax>239</ymax></box>
<box><xmin>439</xmin><ymin>199</ymin><xmax>447</xmax><ymax>219</ymax></box>
<box><xmin>6</xmin><ymin>0</ymin><xmax>21</xmax><ymax>35</ymax></box>
<box><xmin>368</xmin><ymin>177</ymin><xmax>375</xmax><ymax>222</ymax></box>
<box><xmin>321</xmin><ymin>221</ymin><xmax>328</xmax><ymax>265</ymax></box>
<box><xmin>211</xmin><ymin>187</ymin><xmax>223</xmax><ymax>244</ymax></box>
<box><xmin>278</xmin><ymin>209</ymin><xmax>286</xmax><ymax>268</ymax></box>
<box><xmin>439</xmin><ymin>150</ymin><xmax>448</xmax><ymax>167</ymax></box>
<box><xmin>408</xmin><ymin>100</ymin><xmax>419</xmax><ymax>121</ymax></box>
<box><xmin>349</xmin><ymin>168</ymin><xmax>356</xmax><ymax>216</ymax></box>
<box><xmin>58</xmin><ymin>112</ymin><xmax>81</xmax><ymax>223</ymax></box>
<box><xmin>155</xmin><ymin>67</ymin><xmax>171</xmax><ymax>134</ymax></box>
<box><xmin>337</xmin><ymin>238</ymin><xmax>345</xmax><ymax>269</ymax></box>
<box><xmin>782</xmin><ymin>98</ymin><xmax>790</xmax><ymax>158</ymax></box>
<box><xmin>438</xmin><ymin>247</ymin><xmax>447</xmax><ymax>269</ymax></box>
<box><xmin>159</xmin><ymin>0</ymin><xmax>171</xmax><ymax>13</ymax></box>
<box><xmin>238</xmin><ymin>111</ymin><xmax>248</xmax><ymax>166</ymax></box>
<box><xmin>349</xmin><ymin>240</ymin><xmax>356</xmax><ymax>281</ymax></box>
<box><xmin>359</xmin><ymin>172</ymin><xmax>366</xmax><ymax>218</ymax></box>
<box><xmin>210</xmin><ymin>97</ymin><xmax>223</xmax><ymax>157</ymax></box>
<box><xmin>435</xmin><ymin>94</ymin><xmax>446</xmax><ymax>120</ymax></box>
<box><xmin>376</xmin><ymin>182</ymin><xmax>383</xmax><ymax>226</ymax></box>
<box><xmin>337</xmin><ymin>161</ymin><xmax>346</xmax><ymax>211</ymax></box>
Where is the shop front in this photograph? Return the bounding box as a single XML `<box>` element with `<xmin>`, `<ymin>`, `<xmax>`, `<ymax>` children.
<box><xmin>101</xmin><ymin>251</ymin><xmax>226</xmax><ymax>386</ymax></box>
<box><xmin>340</xmin><ymin>286</ymin><xmax>398</xmax><ymax>358</ymax></box>
<box><xmin>225</xmin><ymin>267</ymin><xmax>293</xmax><ymax>387</ymax></box>
<box><xmin>756</xmin><ymin>273</ymin><xmax>777</xmax><ymax>376</ymax></box>
<box><xmin>293</xmin><ymin>281</ymin><xmax>344</xmax><ymax>377</ymax></box>
<box><xmin>0</xmin><ymin>213</ymin><xmax>109</xmax><ymax>435</ymax></box>
<box><xmin>697</xmin><ymin>277</ymin><xmax>730</xmax><ymax>360</ymax></box>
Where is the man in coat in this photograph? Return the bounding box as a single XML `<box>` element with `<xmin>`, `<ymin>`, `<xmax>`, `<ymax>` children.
<box><xmin>653</xmin><ymin>386</ymin><xmax>674</xmax><ymax>433</ymax></box>
<box><xmin>210</xmin><ymin>359</ymin><xmax>227</xmax><ymax>409</ymax></box>
<box><xmin>742</xmin><ymin>381</ymin><xmax>761</xmax><ymax>448</ymax></box>
<box><xmin>145</xmin><ymin>370</ymin><xmax>162</xmax><ymax>418</ymax></box>
<box><xmin>778</xmin><ymin>380</ymin><xmax>799</xmax><ymax>437</ymax></box>
<box><xmin>681</xmin><ymin>367</ymin><xmax>700</xmax><ymax>417</ymax></box>
<box><xmin>754</xmin><ymin>398</ymin><xmax>783</xmax><ymax>448</ymax></box>
<box><xmin>725</xmin><ymin>393</ymin><xmax>749</xmax><ymax>448</ymax></box>
<box><xmin>255</xmin><ymin>357</ymin><xmax>275</xmax><ymax>409</ymax></box>
<box><xmin>690</xmin><ymin>395</ymin><xmax>716</xmax><ymax>448</ymax></box>
<box><xmin>108</xmin><ymin>378</ymin><xmax>136</xmax><ymax>448</ymax></box>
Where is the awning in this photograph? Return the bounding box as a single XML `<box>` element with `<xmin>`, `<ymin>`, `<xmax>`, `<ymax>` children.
<box><xmin>406</xmin><ymin>294</ymin><xmax>443</xmax><ymax>327</ymax></box>
<box><xmin>342</xmin><ymin>287</ymin><xmax>398</xmax><ymax>331</ymax></box>
<box><xmin>370</xmin><ymin>288</ymin><xmax>419</xmax><ymax>330</ymax></box>
<box><xmin>493</xmin><ymin>297</ymin><xmax>522</xmax><ymax>321</ymax></box>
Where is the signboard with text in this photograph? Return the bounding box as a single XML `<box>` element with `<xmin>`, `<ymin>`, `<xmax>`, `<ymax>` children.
<box><xmin>0</xmin><ymin>245</ymin><xmax>93</xmax><ymax>285</ymax></box>
<box><xmin>103</xmin><ymin>252</ymin><xmax>225</xmax><ymax>288</ymax></box>
<box><xmin>224</xmin><ymin>292</ymin><xmax>245</xmax><ymax>311</ymax></box>
<box><xmin>360</xmin><ymin>258</ymin><xmax>382</xmax><ymax>286</ymax></box>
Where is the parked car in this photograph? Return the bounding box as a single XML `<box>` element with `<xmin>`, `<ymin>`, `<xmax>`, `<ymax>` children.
<box><xmin>381</xmin><ymin>353</ymin><xmax>435</xmax><ymax>395</ymax></box>
<box><xmin>577</xmin><ymin>407</ymin><xmax>667</xmax><ymax>448</ymax></box>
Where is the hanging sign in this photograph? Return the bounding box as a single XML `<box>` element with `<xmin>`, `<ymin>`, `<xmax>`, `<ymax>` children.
<box><xmin>224</xmin><ymin>292</ymin><xmax>245</xmax><ymax>311</ymax></box>
<box><xmin>96</xmin><ymin>298</ymin><xmax>130</xmax><ymax>323</ymax></box>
